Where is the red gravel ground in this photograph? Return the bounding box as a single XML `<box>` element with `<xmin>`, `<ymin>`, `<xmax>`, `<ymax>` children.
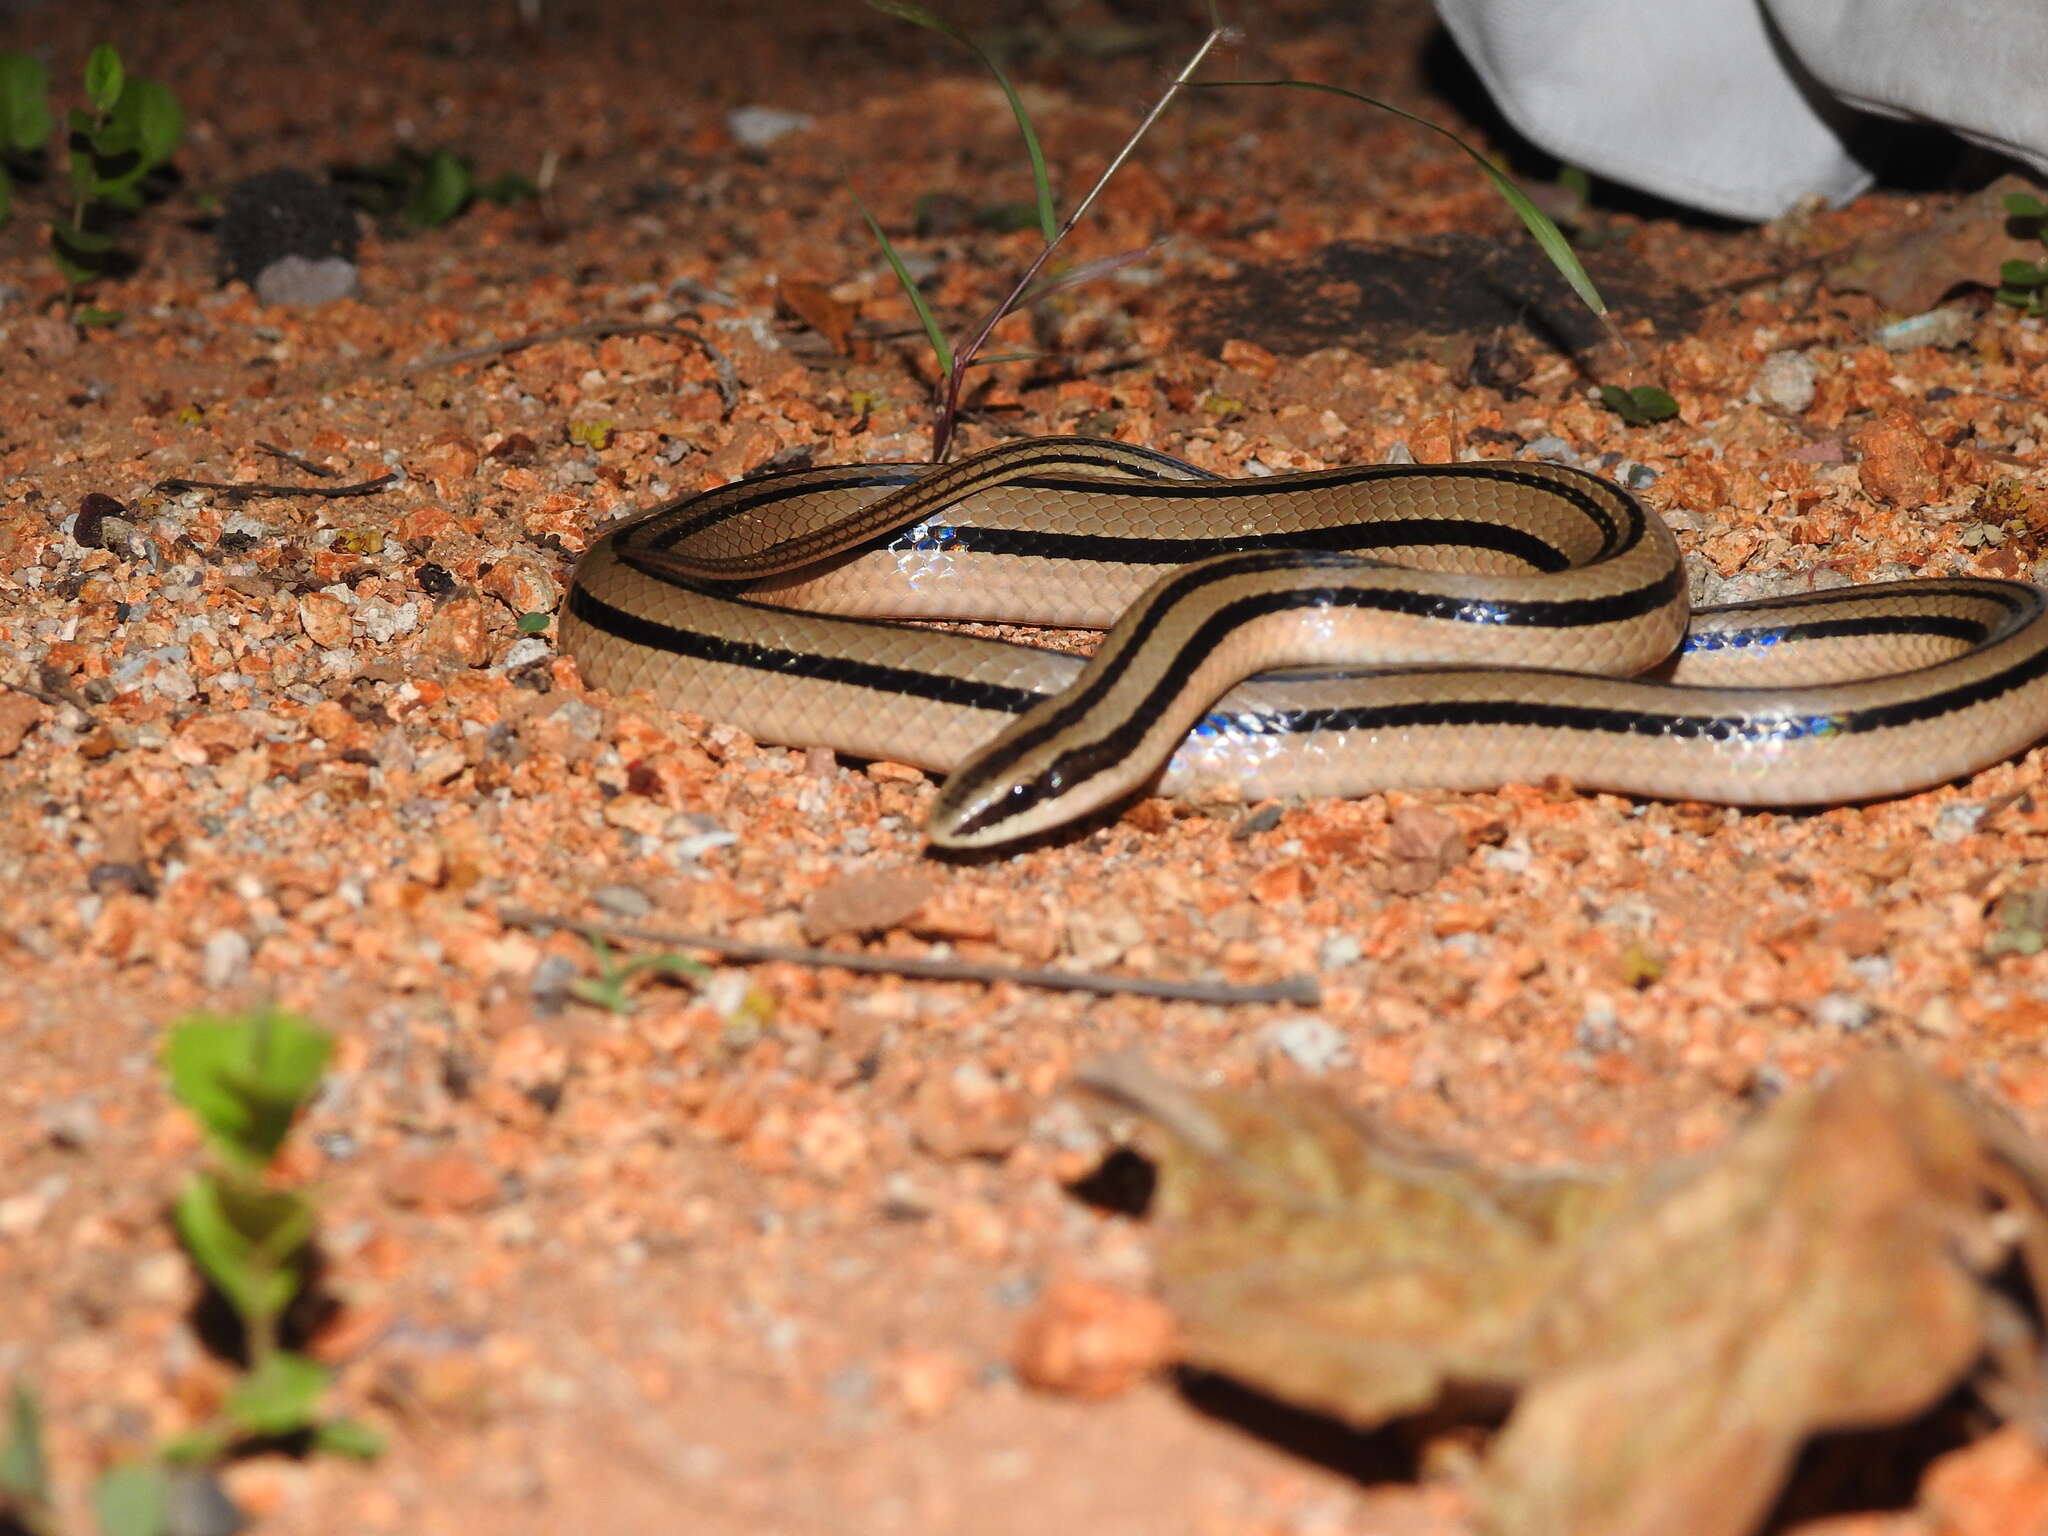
<box><xmin>7</xmin><ymin>1</ymin><xmax>2048</xmax><ymax>1532</ymax></box>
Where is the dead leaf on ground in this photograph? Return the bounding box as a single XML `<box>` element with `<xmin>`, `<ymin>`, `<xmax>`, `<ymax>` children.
<box><xmin>800</xmin><ymin>866</ymin><xmax>935</xmax><ymax>943</ymax></box>
<box><xmin>1826</xmin><ymin>173</ymin><xmax>2046</xmax><ymax>313</ymax></box>
<box><xmin>1077</xmin><ymin>1053</ymin><xmax>2048</xmax><ymax>1536</ymax></box>
<box><xmin>777</xmin><ymin>279</ymin><xmax>862</xmax><ymax>357</ymax></box>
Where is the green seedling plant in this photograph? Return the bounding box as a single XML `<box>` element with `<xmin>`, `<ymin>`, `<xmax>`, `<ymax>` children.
<box><xmin>155</xmin><ymin>1011</ymin><xmax>380</xmax><ymax>1501</ymax></box>
<box><xmin>569</xmin><ymin>930</ymin><xmax>708</xmax><ymax>1014</ymax></box>
<box><xmin>58</xmin><ymin>45</ymin><xmax>184</xmax><ymax>312</ymax></box>
<box><xmin>1</xmin><ymin>1011</ymin><xmax>377</xmax><ymax>1536</ymax></box>
<box><xmin>0</xmin><ymin>44</ymin><xmax>183</xmax><ymax>318</ymax></box>
<box><xmin>334</xmin><ymin>146</ymin><xmax>537</xmax><ymax>230</ymax></box>
<box><xmin>1997</xmin><ymin>190</ymin><xmax>2048</xmax><ymax>315</ymax></box>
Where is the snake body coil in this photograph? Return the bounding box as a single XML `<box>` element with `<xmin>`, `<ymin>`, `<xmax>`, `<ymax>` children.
<box><xmin>560</xmin><ymin>437</ymin><xmax>2048</xmax><ymax>848</ymax></box>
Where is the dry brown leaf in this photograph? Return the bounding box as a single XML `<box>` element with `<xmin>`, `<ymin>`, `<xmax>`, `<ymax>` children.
<box><xmin>800</xmin><ymin>866</ymin><xmax>935</xmax><ymax>943</ymax></box>
<box><xmin>1826</xmin><ymin>173</ymin><xmax>2046</xmax><ymax>313</ymax></box>
<box><xmin>777</xmin><ymin>279</ymin><xmax>860</xmax><ymax>356</ymax></box>
<box><xmin>1078</xmin><ymin>1054</ymin><xmax>2048</xmax><ymax>1536</ymax></box>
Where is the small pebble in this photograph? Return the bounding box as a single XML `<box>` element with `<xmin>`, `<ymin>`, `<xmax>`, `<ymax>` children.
<box><xmin>1260</xmin><ymin>1014</ymin><xmax>1351</xmax><ymax>1075</ymax></box>
<box><xmin>1872</xmin><ymin>306</ymin><xmax>1974</xmax><ymax>353</ymax></box>
<box><xmin>201</xmin><ymin>929</ymin><xmax>252</xmax><ymax>988</ymax></box>
<box><xmin>726</xmin><ymin>106</ymin><xmax>813</xmax><ymax>148</ymax></box>
<box><xmin>1753</xmin><ymin>349</ymin><xmax>1817</xmax><ymax>413</ymax></box>
<box><xmin>255</xmin><ymin>255</ymin><xmax>360</xmax><ymax>307</ymax></box>
<box><xmin>591</xmin><ymin>883</ymin><xmax>655</xmax><ymax>919</ymax></box>
<box><xmin>1575</xmin><ymin>995</ymin><xmax>1624</xmax><ymax>1052</ymax></box>
<box><xmin>1814</xmin><ymin>992</ymin><xmax>1876</xmax><ymax>1032</ymax></box>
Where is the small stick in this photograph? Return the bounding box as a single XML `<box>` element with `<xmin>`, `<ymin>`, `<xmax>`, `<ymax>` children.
<box><xmin>404</xmin><ymin>318</ymin><xmax>681</xmax><ymax>372</ymax></box>
<box><xmin>154</xmin><ymin>472</ymin><xmax>399</xmax><ymax>501</ymax></box>
<box><xmin>2</xmin><ymin>673</ymin><xmax>95</xmax><ymax>724</ymax></box>
<box><xmin>255</xmin><ymin>441</ymin><xmax>339</xmax><ymax>478</ymax></box>
<box><xmin>499</xmin><ymin>906</ymin><xmax>1321</xmax><ymax>1006</ymax></box>
<box><xmin>404</xmin><ymin>318</ymin><xmax>742</xmax><ymax>410</ymax></box>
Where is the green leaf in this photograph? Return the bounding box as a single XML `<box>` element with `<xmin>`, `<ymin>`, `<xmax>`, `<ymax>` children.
<box><xmin>164</xmin><ymin>1008</ymin><xmax>332</xmax><ymax>1165</ymax></box>
<box><xmin>2003</xmin><ymin>191</ymin><xmax>2047</xmax><ymax>218</ymax></box>
<box><xmin>0</xmin><ymin>1381</ymin><xmax>46</xmax><ymax>1503</ymax></box>
<box><xmin>76</xmin><ymin>304</ymin><xmax>123</xmax><ymax>328</ymax></box>
<box><xmin>172</xmin><ymin>1175</ymin><xmax>313</xmax><ymax>1325</ymax></box>
<box><xmin>1999</xmin><ymin>259</ymin><xmax>2048</xmax><ymax>287</ymax></box>
<box><xmin>312</xmin><ymin>1416</ymin><xmax>386</xmax><ymax>1460</ymax></box>
<box><xmin>83</xmin><ymin>45</ymin><xmax>123</xmax><ymax>117</ymax></box>
<box><xmin>50</xmin><ymin>220</ymin><xmax>120</xmax><ymax>286</ymax></box>
<box><xmin>1202</xmin><ymin>79</ymin><xmax>1610</xmax><ymax>324</ymax></box>
<box><xmin>156</xmin><ymin>1424</ymin><xmax>234</xmax><ymax>1467</ymax></box>
<box><xmin>117</xmin><ymin>79</ymin><xmax>182</xmax><ymax>167</ymax></box>
<box><xmin>404</xmin><ymin>148</ymin><xmax>470</xmax><ymax>228</ymax></box>
<box><xmin>516</xmin><ymin>611</ymin><xmax>552</xmax><ymax>634</ymax></box>
<box><xmin>91</xmin><ymin>1462</ymin><xmax>167</xmax><ymax>1536</ymax></box>
<box><xmin>0</xmin><ymin>53</ymin><xmax>51</xmax><ymax>153</ymax></box>
<box><xmin>226</xmin><ymin>1351</ymin><xmax>329</xmax><ymax>1437</ymax></box>
<box><xmin>850</xmin><ymin>183</ymin><xmax>953</xmax><ymax>376</ymax></box>
<box><xmin>1599</xmin><ymin>383</ymin><xmax>1679</xmax><ymax>426</ymax></box>
<box><xmin>865</xmin><ymin>0</ymin><xmax>1057</xmax><ymax>242</ymax></box>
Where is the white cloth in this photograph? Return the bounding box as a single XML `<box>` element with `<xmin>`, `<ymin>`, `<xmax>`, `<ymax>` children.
<box><xmin>1432</xmin><ymin>0</ymin><xmax>2048</xmax><ymax>220</ymax></box>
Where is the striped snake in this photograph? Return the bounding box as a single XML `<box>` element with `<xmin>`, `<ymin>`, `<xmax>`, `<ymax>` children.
<box><xmin>559</xmin><ymin>437</ymin><xmax>2048</xmax><ymax>849</ymax></box>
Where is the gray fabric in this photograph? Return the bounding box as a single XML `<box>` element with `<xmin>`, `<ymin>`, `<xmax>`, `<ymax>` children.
<box><xmin>1433</xmin><ymin>0</ymin><xmax>2048</xmax><ymax>220</ymax></box>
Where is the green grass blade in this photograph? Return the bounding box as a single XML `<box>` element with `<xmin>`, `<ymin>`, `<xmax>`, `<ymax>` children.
<box><xmin>972</xmin><ymin>42</ymin><xmax>1057</xmax><ymax>243</ymax></box>
<box><xmin>851</xmin><ymin>183</ymin><xmax>953</xmax><ymax>376</ymax></box>
<box><xmin>1203</xmin><ymin>79</ymin><xmax>1609</xmax><ymax>321</ymax></box>
<box><xmin>865</xmin><ymin>0</ymin><xmax>1056</xmax><ymax>243</ymax></box>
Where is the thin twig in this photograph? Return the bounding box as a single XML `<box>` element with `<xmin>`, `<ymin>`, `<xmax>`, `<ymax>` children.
<box><xmin>930</xmin><ymin>26</ymin><xmax>1225</xmax><ymax>461</ymax></box>
<box><xmin>2</xmin><ymin>672</ymin><xmax>95</xmax><ymax>725</ymax></box>
<box><xmin>500</xmin><ymin>907</ymin><xmax>1320</xmax><ymax>1006</ymax></box>
<box><xmin>255</xmin><ymin>442</ymin><xmax>339</xmax><ymax>478</ymax></box>
<box><xmin>154</xmin><ymin>472</ymin><xmax>399</xmax><ymax>502</ymax></box>
<box><xmin>403</xmin><ymin>318</ymin><xmax>741</xmax><ymax>415</ymax></box>
<box><xmin>403</xmin><ymin>319</ymin><xmax>675</xmax><ymax>372</ymax></box>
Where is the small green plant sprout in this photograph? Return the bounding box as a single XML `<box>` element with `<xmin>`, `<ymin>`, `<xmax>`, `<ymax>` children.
<box><xmin>1598</xmin><ymin>383</ymin><xmax>1680</xmax><ymax>426</ymax></box>
<box><xmin>1997</xmin><ymin>190</ymin><xmax>2048</xmax><ymax>315</ymax></box>
<box><xmin>161</xmin><ymin>1008</ymin><xmax>382</xmax><ymax>1464</ymax></box>
<box><xmin>857</xmin><ymin>1</ymin><xmax>1223</xmax><ymax>461</ymax></box>
<box><xmin>334</xmin><ymin>146</ymin><xmax>538</xmax><ymax>230</ymax></box>
<box><xmin>569</xmin><ymin>930</ymin><xmax>708</xmax><ymax>1015</ymax></box>
<box><xmin>56</xmin><ymin>43</ymin><xmax>184</xmax><ymax>303</ymax></box>
<box><xmin>0</xmin><ymin>52</ymin><xmax>53</xmax><ymax>225</ymax></box>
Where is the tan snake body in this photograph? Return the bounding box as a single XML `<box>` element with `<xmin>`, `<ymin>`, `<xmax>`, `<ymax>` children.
<box><xmin>559</xmin><ymin>437</ymin><xmax>2048</xmax><ymax>848</ymax></box>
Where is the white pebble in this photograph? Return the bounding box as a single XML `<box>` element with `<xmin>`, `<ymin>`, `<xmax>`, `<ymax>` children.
<box><xmin>1260</xmin><ymin>1014</ymin><xmax>1351</xmax><ymax>1075</ymax></box>
<box><xmin>1753</xmin><ymin>350</ymin><xmax>1817</xmax><ymax>413</ymax></box>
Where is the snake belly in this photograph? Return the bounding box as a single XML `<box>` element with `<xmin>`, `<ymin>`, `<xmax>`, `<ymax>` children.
<box><xmin>558</xmin><ymin>436</ymin><xmax>2048</xmax><ymax>849</ymax></box>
